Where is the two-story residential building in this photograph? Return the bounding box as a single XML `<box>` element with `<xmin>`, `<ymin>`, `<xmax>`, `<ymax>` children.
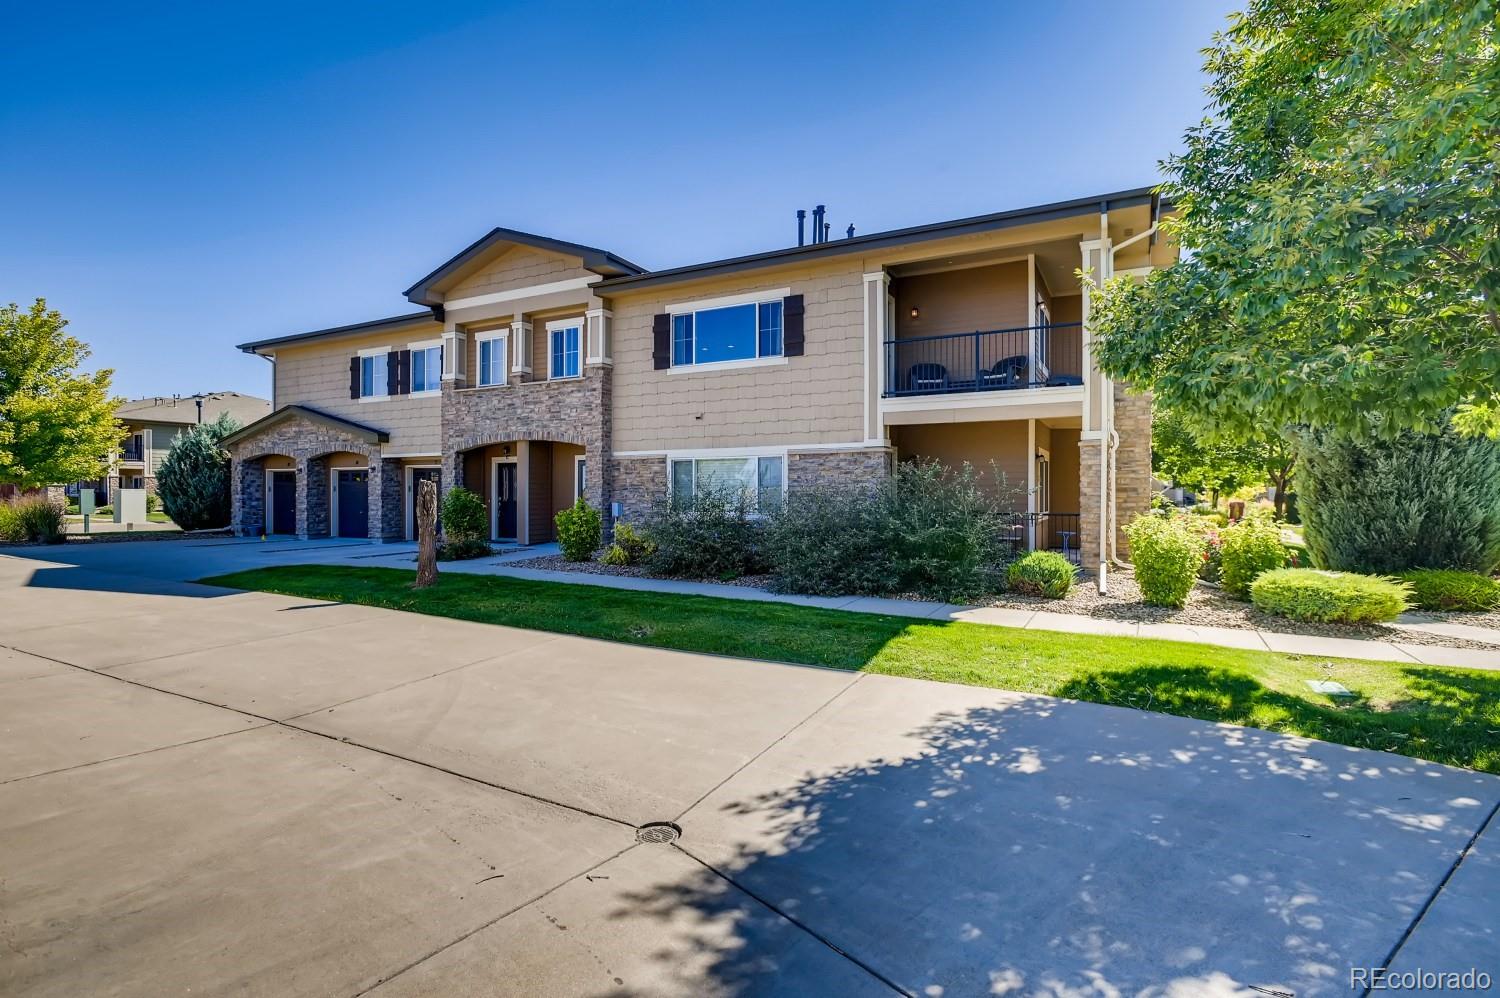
<box><xmin>93</xmin><ymin>392</ymin><xmax>271</xmax><ymax>503</ymax></box>
<box><xmin>224</xmin><ymin>187</ymin><xmax>1174</xmax><ymax>579</ymax></box>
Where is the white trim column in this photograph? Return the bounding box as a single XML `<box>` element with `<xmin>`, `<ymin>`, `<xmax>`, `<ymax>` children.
<box><xmin>441</xmin><ymin>327</ymin><xmax>466</xmax><ymax>384</ymax></box>
<box><xmin>862</xmin><ymin>270</ymin><xmax>890</xmax><ymax>446</ymax></box>
<box><xmin>510</xmin><ymin>320</ymin><xmax>533</xmax><ymax>380</ymax></box>
<box><xmin>584</xmin><ymin>308</ymin><xmax>613</xmax><ymax>366</ymax></box>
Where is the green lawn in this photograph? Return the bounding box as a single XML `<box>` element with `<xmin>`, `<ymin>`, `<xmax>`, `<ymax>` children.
<box><xmin>202</xmin><ymin>564</ymin><xmax>1500</xmax><ymax>775</ymax></box>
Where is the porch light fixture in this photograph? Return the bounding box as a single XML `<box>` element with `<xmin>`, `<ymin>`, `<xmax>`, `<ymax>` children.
<box><xmin>909</xmin><ymin>306</ymin><xmax>920</xmax><ymax>319</ymax></box>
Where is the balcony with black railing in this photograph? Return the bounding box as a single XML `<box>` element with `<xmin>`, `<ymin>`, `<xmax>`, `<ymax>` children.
<box><xmin>884</xmin><ymin>322</ymin><xmax>1083</xmax><ymax>398</ymax></box>
<box><xmin>119</xmin><ymin>441</ymin><xmax>145</xmax><ymax>462</ymax></box>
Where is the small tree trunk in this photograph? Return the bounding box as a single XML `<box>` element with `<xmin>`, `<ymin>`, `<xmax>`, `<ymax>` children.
<box><xmin>414</xmin><ymin>478</ymin><xmax>439</xmax><ymax>589</ymax></box>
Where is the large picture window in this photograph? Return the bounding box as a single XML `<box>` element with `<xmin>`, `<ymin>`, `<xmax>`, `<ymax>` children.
<box><xmin>477</xmin><ymin>335</ymin><xmax>507</xmax><ymax>387</ymax></box>
<box><xmin>549</xmin><ymin>323</ymin><xmax>581</xmax><ymax>379</ymax></box>
<box><xmin>670</xmin><ymin>298</ymin><xmax>783</xmax><ymax>367</ymax></box>
<box><xmin>668</xmin><ymin>454</ymin><xmax>784</xmax><ymax>514</ymax></box>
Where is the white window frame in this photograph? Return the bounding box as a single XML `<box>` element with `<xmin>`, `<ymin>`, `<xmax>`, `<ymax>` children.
<box><xmin>474</xmin><ymin>330</ymin><xmax>510</xmax><ymax>388</ymax></box>
<box><xmin>573</xmin><ymin>454</ymin><xmax>587</xmax><ymax>502</ymax></box>
<box><xmin>546</xmin><ymin>318</ymin><xmax>583</xmax><ymax>381</ymax></box>
<box><xmin>666</xmin><ymin>447</ymin><xmax>787</xmax><ymax>515</ymax></box>
<box><xmin>666</xmin><ymin>287</ymin><xmax>790</xmax><ymax>373</ymax></box>
<box><xmin>407</xmin><ymin>339</ymin><xmax>443</xmax><ymax>396</ymax></box>
<box><xmin>358</xmin><ymin>346</ymin><xmax>391</xmax><ymax>402</ymax></box>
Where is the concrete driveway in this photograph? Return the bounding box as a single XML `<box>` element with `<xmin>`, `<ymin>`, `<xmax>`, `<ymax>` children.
<box><xmin>1</xmin><ymin>541</ymin><xmax>1497</xmax><ymax>996</ymax></box>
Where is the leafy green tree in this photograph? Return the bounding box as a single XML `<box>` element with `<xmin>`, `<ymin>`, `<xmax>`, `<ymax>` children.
<box><xmin>0</xmin><ymin>299</ymin><xmax>122</xmax><ymax>488</ymax></box>
<box><xmin>156</xmin><ymin>412</ymin><xmax>239</xmax><ymax>530</ymax></box>
<box><xmin>1153</xmin><ymin>404</ymin><xmax>1296</xmax><ymax>515</ymax></box>
<box><xmin>1091</xmin><ymin>0</ymin><xmax>1499</xmax><ymax>440</ymax></box>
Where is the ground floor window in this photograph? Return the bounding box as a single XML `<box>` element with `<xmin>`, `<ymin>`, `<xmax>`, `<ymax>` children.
<box><xmin>574</xmin><ymin>456</ymin><xmax>587</xmax><ymax>501</ymax></box>
<box><xmin>669</xmin><ymin>455</ymin><xmax>784</xmax><ymax>514</ymax></box>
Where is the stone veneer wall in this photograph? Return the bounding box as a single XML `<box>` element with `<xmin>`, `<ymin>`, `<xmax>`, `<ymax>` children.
<box><xmin>227</xmin><ymin>417</ymin><xmax>398</xmax><ymax>541</ymax></box>
<box><xmin>1076</xmin><ymin>383</ymin><xmax>1153</xmax><ymax>571</ymax></box>
<box><xmin>787</xmin><ymin>448</ymin><xmax>894</xmax><ymax>493</ymax></box>
<box><xmin>441</xmin><ymin>366</ymin><xmax>611</xmax><ymax>521</ymax></box>
<box><xmin>610</xmin><ymin>456</ymin><xmax>667</xmax><ymax>524</ymax></box>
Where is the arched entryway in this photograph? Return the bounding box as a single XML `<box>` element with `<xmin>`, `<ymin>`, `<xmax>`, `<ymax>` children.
<box><xmin>449</xmin><ymin>432</ymin><xmax>591</xmax><ymax>546</ymax></box>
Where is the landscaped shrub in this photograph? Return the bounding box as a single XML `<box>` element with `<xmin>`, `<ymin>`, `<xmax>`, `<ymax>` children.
<box><xmin>643</xmin><ymin>487</ymin><xmax>766</xmax><ymax>581</ymax></box>
<box><xmin>1219</xmin><ymin>515</ymin><xmax>1288</xmax><ymax>599</ymax></box>
<box><xmin>611</xmin><ymin>522</ymin><xmax>655</xmax><ymax>564</ymax></box>
<box><xmin>1297</xmin><ymin>426</ymin><xmax>1500</xmax><ymax>574</ymax></box>
<box><xmin>1250</xmin><ymin>568</ymin><xmax>1409</xmax><ymax>624</ymax></box>
<box><xmin>554</xmin><ymin>497</ymin><xmax>601</xmax><ymax>561</ymax></box>
<box><xmin>1399</xmin><ymin>569</ymin><xmax>1500</xmax><ymax>612</ymax></box>
<box><xmin>156</xmin><ymin>412</ymin><xmax>237</xmax><ymax>530</ymax></box>
<box><xmin>764</xmin><ymin>460</ymin><xmax>1017</xmax><ymax>602</ymax></box>
<box><xmin>765</xmin><ymin>482</ymin><xmax>894</xmax><ymax>596</ymax></box>
<box><xmin>1006</xmin><ymin>550</ymin><xmax>1076</xmax><ymax>598</ymax></box>
<box><xmin>0</xmin><ymin>494</ymin><xmax>66</xmax><ymax>543</ymax></box>
<box><xmin>1124</xmin><ymin>513</ymin><xmax>1204</xmax><ymax>607</ymax></box>
<box><xmin>438</xmin><ymin>487</ymin><xmax>490</xmax><ymax>561</ymax></box>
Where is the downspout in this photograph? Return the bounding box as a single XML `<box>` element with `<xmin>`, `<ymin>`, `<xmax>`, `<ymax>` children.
<box><xmin>1096</xmin><ymin>208</ymin><xmax>1111</xmax><ymax>592</ymax></box>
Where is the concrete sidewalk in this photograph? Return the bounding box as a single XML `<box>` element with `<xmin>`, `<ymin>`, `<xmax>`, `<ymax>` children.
<box><xmin>5</xmin><ymin>535</ymin><xmax>1498</xmax><ymax>669</ymax></box>
<box><xmin>2</xmin><ymin>548</ymin><xmax>1497</xmax><ymax>996</ymax></box>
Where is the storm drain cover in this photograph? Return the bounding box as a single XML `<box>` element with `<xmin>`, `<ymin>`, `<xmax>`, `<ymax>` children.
<box><xmin>636</xmin><ymin>821</ymin><xmax>681</xmax><ymax>844</ymax></box>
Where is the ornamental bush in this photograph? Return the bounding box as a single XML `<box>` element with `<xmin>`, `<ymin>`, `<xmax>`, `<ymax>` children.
<box><xmin>643</xmin><ymin>487</ymin><xmax>767</xmax><ymax>581</ymax></box>
<box><xmin>1250</xmin><ymin>568</ymin><xmax>1409</xmax><ymax>624</ymax></box>
<box><xmin>0</xmin><ymin>494</ymin><xmax>66</xmax><ymax>543</ymax></box>
<box><xmin>1006</xmin><ymin>550</ymin><xmax>1076</xmax><ymax>599</ymax></box>
<box><xmin>1124</xmin><ymin>513</ymin><xmax>1203</xmax><ymax>608</ymax></box>
<box><xmin>1219</xmin><ymin>515</ymin><xmax>1288</xmax><ymax>599</ymax></box>
<box><xmin>1297</xmin><ymin>427</ymin><xmax>1500</xmax><ymax>575</ymax></box>
<box><xmin>156</xmin><ymin>412</ymin><xmax>237</xmax><ymax>530</ymax></box>
<box><xmin>1398</xmin><ymin>569</ymin><xmax>1500</xmax><ymax>613</ymax></box>
<box><xmin>555</xmin><ymin>497</ymin><xmax>601</xmax><ymax>561</ymax></box>
<box><xmin>611</xmin><ymin>522</ymin><xmax>655</xmax><ymax>564</ymax></box>
<box><xmin>438</xmin><ymin>487</ymin><xmax>490</xmax><ymax>560</ymax></box>
<box><xmin>765</xmin><ymin>482</ymin><xmax>893</xmax><ymax>596</ymax></box>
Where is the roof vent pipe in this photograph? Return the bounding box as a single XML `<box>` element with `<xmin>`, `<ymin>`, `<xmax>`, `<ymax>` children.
<box><xmin>796</xmin><ymin>209</ymin><xmax>806</xmax><ymax>247</ymax></box>
<box><xmin>823</xmin><ymin>222</ymin><xmax>831</xmax><ymax>243</ymax></box>
<box><xmin>813</xmin><ymin>205</ymin><xmax>826</xmax><ymax>244</ymax></box>
<box><xmin>846</xmin><ymin>224</ymin><xmax>855</xmax><ymax>239</ymax></box>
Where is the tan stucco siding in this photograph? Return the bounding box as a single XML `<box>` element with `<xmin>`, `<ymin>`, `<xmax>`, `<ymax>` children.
<box><xmin>891</xmin><ymin>420</ymin><xmax>1029</xmax><ymax>509</ymax></box>
<box><xmin>270</xmin><ymin>324</ymin><xmax>444</xmax><ymax>455</ymax></box>
<box><xmin>445</xmin><ymin>246</ymin><xmax>592</xmax><ymax>300</ymax></box>
<box><xmin>607</xmin><ymin>260</ymin><xmax>868</xmax><ymax>452</ymax></box>
<box><xmin>892</xmin><ymin>261</ymin><xmax>1029</xmax><ymax>339</ymax></box>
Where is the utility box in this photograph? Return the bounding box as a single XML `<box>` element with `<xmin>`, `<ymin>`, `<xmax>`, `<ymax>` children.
<box><xmin>115</xmin><ymin>488</ymin><xmax>148</xmax><ymax>525</ymax></box>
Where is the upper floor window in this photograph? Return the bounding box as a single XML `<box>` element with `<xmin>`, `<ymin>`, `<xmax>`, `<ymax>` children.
<box><xmin>410</xmin><ymin>343</ymin><xmax>442</xmax><ymax>393</ymax></box>
<box><xmin>477</xmin><ymin>334</ymin><xmax>508</xmax><ymax>387</ymax></box>
<box><xmin>671</xmin><ymin>298</ymin><xmax>783</xmax><ymax>367</ymax></box>
<box><xmin>360</xmin><ymin>353</ymin><xmax>388</xmax><ymax>399</ymax></box>
<box><xmin>549</xmin><ymin>322</ymin><xmax>581</xmax><ymax>380</ymax></box>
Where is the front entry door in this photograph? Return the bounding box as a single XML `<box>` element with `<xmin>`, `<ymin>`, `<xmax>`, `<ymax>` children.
<box><xmin>408</xmin><ymin>468</ymin><xmax>441</xmax><ymax>539</ymax></box>
<box><xmin>336</xmin><ymin>469</ymin><xmax>369</xmax><ymax>538</ymax></box>
<box><xmin>270</xmin><ymin>471</ymin><xmax>296</xmax><ymax>535</ymax></box>
<box><xmin>495</xmin><ymin>462</ymin><xmax>518</xmax><ymax>540</ymax></box>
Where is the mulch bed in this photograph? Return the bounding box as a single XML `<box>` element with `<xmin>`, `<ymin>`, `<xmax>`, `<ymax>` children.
<box><xmin>508</xmin><ymin>554</ymin><xmax>1500</xmax><ymax>654</ymax></box>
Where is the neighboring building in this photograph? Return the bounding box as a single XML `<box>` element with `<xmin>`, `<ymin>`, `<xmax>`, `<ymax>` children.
<box><xmin>96</xmin><ymin>393</ymin><xmax>271</xmax><ymax>501</ymax></box>
<box><xmin>224</xmin><ymin>188</ymin><xmax>1175</xmax><ymax>574</ymax></box>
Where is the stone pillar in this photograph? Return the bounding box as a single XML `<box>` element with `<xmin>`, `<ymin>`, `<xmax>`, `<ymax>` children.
<box><xmin>298</xmin><ymin>456</ymin><xmax>330</xmax><ymax>539</ymax></box>
<box><xmin>1112</xmin><ymin>384</ymin><xmax>1153</xmax><ymax>558</ymax></box>
<box><xmin>233</xmin><ymin>457</ymin><xmax>266</xmax><ymax>537</ymax></box>
<box><xmin>368</xmin><ymin>457</ymin><xmax>404</xmax><ymax>542</ymax></box>
<box><xmin>1078</xmin><ymin>438</ymin><xmax>1104</xmax><ymax>572</ymax></box>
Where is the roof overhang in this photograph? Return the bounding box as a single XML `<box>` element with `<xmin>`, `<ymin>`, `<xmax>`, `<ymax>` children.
<box><xmin>590</xmin><ymin>188</ymin><xmax>1161</xmax><ymax>295</ymax></box>
<box><xmin>237</xmin><ymin>311</ymin><xmax>439</xmax><ymax>354</ymax></box>
<box><xmin>221</xmin><ymin>405</ymin><xmax>389</xmax><ymax>448</ymax></box>
<box><xmin>403</xmin><ymin>228</ymin><xmax>646</xmax><ymax>307</ymax></box>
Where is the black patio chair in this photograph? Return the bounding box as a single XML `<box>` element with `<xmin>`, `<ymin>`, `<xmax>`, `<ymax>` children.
<box><xmin>986</xmin><ymin>355</ymin><xmax>1029</xmax><ymax>388</ymax></box>
<box><xmin>907</xmin><ymin>363</ymin><xmax>949</xmax><ymax>393</ymax></box>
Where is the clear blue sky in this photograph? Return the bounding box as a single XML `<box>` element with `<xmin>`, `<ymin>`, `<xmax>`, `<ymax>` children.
<box><xmin>2</xmin><ymin>1</ymin><xmax>1237</xmax><ymax>401</ymax></box>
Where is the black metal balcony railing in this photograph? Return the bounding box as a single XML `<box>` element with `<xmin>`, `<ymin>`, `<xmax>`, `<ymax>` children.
<box><xmin>1002</xmin><ymin>512</ymin><xmax>1083</xmax><ymax>565</ymax></box>
<box><xmin>884</xmin><ymin>322</ymin><xmax>1083</xmax><ymax>398</ymax></box>
<box><xmin>120</xmin><ymin>442</ymin><xmax>144</xmax><ymax>462</ymax></box>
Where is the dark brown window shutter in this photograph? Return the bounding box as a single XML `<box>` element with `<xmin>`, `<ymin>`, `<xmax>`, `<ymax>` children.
<box><xmin>386</xmin><ymin>351</ymin><xmax>401</xmax><ymax>396</ymax></box>
<box><xmin>783</xmin><ymin>294</ymin><xmax>805</xmax><ymax>356</ymax></box>
<box><xmin>651</xmin><ymin>313</ymin><xmax>671</xmax><ymax>369</ymax></box>
<box><xmin>397</xmin><ymin>349</ymin><xmax>412</xmax><ymax>394</ymax></box>
<box><xmin>349</xmin><ymin>357</ymin><xmax>361</xmax><ymax>399</ymax></box>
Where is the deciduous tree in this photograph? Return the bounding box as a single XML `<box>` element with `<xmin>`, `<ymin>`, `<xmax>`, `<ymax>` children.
<box><xmin>0</xmin><ymin>299</ymin><xmax>122</xmax><ymax>488</ymax></box>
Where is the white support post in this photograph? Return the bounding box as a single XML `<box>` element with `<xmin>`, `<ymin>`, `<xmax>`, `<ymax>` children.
<box><xmin>441</xmin><ymin>328</ymin><xmax>466</xmax><ymax>384</ymax></box>
<box><xmin>510</xmin><ymin>320</ymin><xmax>532</xmax><ymax>379</ymax></box>
<box><xmin>1026</xmin><ymin>418</ymin><xmax>1037</xmax><ymax>551</ymax></box>
<box><xmin>584</xmin><ymin>308</ymin><xmax>612</xmax><ymax>366</ymax></box>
